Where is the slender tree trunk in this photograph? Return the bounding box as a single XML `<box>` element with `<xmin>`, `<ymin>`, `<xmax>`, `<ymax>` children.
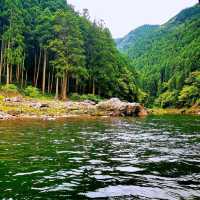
<box><xmin>62</xmin><ymin>72</ymin><xmax>68</xmax><ymax>100</ymax></box>
<box><xmin>75</xmin><ymin>77</ymin><xmax>79</xmax><ymax>93</ymax></box>
<box><xmin>50</xmin><ymin>72</ymin><xmax>54</xmax><ymax>93</ymax></box>
<box><xmin>42</xmin><ymin>49</ymin><xmax>47</xmax><ymax>94</ymax></box>
<box><xmin>33</xmin><ymin>53</ymin><xmax>37</xmax><ymax>85</ymax></box>
<box><xmin>2</xmin><ymin>54</ymin><xmax>6</xmax><ymax>76</ymax></box>
<box><xmin>9</xmin><ymin>65</ymin><xmax>12</xmax><ymax>83</ymax></box>
<box><xmin>0</xmin><ymin>40</ymin><xmax>4</xmax><ymax>83</ymax></box>
<box><xmin>35</xmin><ymin>49</ymin><xmax>41</xmax><ymax>87</ymax></box>
<box><xmin>16</xmin><ymin>64</ymin><xmax>20</xmax><ymax>82</ymax></box>
<box><xmin>67</xmin><ymin>75</ymin><xmax>70</xmax><ymax>94</ymax></box>
<box><xmin>6</xmin><ymin>64</ymin><xmax>10</xmax><ymax>85</ymax></box>
<box><xmin>82</xmin><ymin>85</ymin><xmax>85</xmax><ymax>94</ymax></box>
<box><xmin>6</xmin><ymin>42</ymin><xmax>10</xmax><ymax>85</ymax></box>
<box><xmin>21</xmin><ymin>58</ymin><xmax>25</xmax><ymax>87</ymax></box>
<box><xmin>47</xmin><ymin>71</ymin><xmax>50</xmax><ymax>93</ymax></box>
<box><xmin>21</xmin><ymin>70</ymin><xmax>24</xmax><ymax>87</ymax></box>
<box><xmin>92</xmin><ymin>78</ymin><xmax>95</xmax><ymax>95</ymax></box>
<box><xmin>55</xmin><ymin>77</ymin><xmax>59</xmax><ymax>100</ymax></box>
<box><xmin>3</xmin><ymin>42</ymin><xmax>7</xmax><ymax>76</ymax></box>
<box><xmin>98</xmin><ymin>87</ymin><xmax>101</xmax><ymax>96</ymax></box>
<box><xmin>89</xmin><ymin>79</ymin><xmax>92</xmax><ymax>94</ymax></box>
<box><xmin>25</xmin><ymin>71</ymin><xmax>28</xmax><ymax>87</ymax></box>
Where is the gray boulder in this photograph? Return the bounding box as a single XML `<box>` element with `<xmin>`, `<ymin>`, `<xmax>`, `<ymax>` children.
<box><xmin>96</xmin><ymin>98</ymin><xmax>148</xmax><ymax>117</ymax></box>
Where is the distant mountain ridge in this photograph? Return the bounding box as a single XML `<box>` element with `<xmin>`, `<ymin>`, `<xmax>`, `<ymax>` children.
<box><xmin>116</xmin><ymin>25</ymin><xmax>159</xmax><ymax>51</ymax></box>
<box><xmin>116</xmin><ymin>4</ymin><xmax>200</xmax><ymax>107</ymax></box>
<box><xmin>116</xmin><ymin>4</ymin><xmax>200</xmax><ymax>59</ymax></box>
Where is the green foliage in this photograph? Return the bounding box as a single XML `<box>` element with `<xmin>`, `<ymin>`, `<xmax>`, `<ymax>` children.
<box><xmin>137</xmin><ymin>89</ymin><xmax>148</xmax><ymax>104</ymax></box>
<box><xmin>24</xmin><ymin>86</ymin><xmax>41</xmax><ymax>98</ymax></box>
<box><xmin>155</xmin><ymin>90</ymin><xmax>178</xmax><ymax>108</ymax></box>
<box><xmin>1</xmin><ymin>84</ymin><xmax>18</xmax><ymax>93</ymax></box>
<box><xmin>196</xmin><ymin>99</ymin><xmax>200</xmax><ymax>106</ymax></box>
<box><xmin>185</xmin><ymin>71</ymin><xmax>200</xmax><ymax>86</ymax></box>
<box><xmin>155</xmin><ymin>71</ymin><xmax>200</xmax><ymax>108</ymax></box>
<box><xmin>69</xmin><ymin>93</ymin><xmax>81</xmax><ymax>101</ymax></box>
<box><xmin>118</xmin><ymin>4</ymin><xmax>200</xmax><ymax>107</ymax></box>
<box><xmin>116</xmin><ymin>25</ymin><xmax>159</xmax><ymax>53</ymax></box>
<box><xmin>179</xmin><ymin>85</ymin><xmax>199</xmax><ymax>106</ymax></box>
<box><xmin>2</xmin><ymin>0</ymin><xmax>25</xmax><ymax>68</ymax></box>
<box><xmin>0</xmin><ymin>0</ymin><xmax>141</xmax><ymax>102</ymax></box>
<box><xmin>178</xmin><ymin>71</ymin><xmax>200</xmax><ymax>106</ymax></box>
<box><xmin>70</xmin><ymin>93</ymin><xmax>102</xmax><ymax>103</ymax></box>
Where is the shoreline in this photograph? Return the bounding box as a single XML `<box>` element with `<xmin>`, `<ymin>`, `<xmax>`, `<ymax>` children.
<box><xmin>149</xmin><ymin>107</ymin><xmax>200</xmax><ymax>116</ymax></box>
<box><xmin>0</xmin><ymin>108</ymin><xmax>199</xmax><ymax>121</ymax></box>
<box><xmin>0</xmin><ymin>97</ymin><xmax>148</xmax><ymax>121</ymax></box>
<box><xmin>0</xmin><ymin>111</ymin><xmax>199</xmax><ymax>122</ymax></box>
<box><xmin>0</xmin><ymin>96</ymin><xmax>199</xmax><ymax>121</ymax></box>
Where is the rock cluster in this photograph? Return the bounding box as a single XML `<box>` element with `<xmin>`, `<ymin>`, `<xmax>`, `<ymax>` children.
<box><xmin>0</xmin><ymin>97</ymin><xmax>148</xmax><ymax>120</ymax></box>
<box><xmin>96</xmin><ymin>98</ymin><xmax>148</xmax><ymax>117</ymax></box>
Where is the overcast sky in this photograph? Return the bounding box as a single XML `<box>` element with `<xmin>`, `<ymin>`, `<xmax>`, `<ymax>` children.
<box><xmin>67</xmin><ymin>0</ymin><xmax>197</xmax><ymax>38</ymax></box>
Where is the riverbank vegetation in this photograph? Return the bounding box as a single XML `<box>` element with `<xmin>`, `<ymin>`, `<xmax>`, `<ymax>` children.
<box><xmin>0</xmin><ymin>85</ymin><xmax>199</xmax><ymax>119</ymax></box>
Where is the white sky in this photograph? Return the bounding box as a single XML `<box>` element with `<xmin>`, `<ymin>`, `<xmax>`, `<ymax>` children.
<box><xmin>67</xmin><ymin>0</ymin><xmax>197</xmax><ymax>38</ymax></box>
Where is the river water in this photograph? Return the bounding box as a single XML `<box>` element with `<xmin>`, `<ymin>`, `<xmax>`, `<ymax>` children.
<box><xmin>0</xmin><ymin>115</ymin><xmax>200</xmax><ymax>199</ymax></box>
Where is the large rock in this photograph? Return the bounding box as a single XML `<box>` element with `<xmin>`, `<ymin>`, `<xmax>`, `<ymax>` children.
<box><xmin>96</xmin><ymin>98</ymin><xmax>148</xmax><ymax>117</ymax></box>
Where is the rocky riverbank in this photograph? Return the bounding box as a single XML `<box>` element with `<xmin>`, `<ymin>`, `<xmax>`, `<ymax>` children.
<box><xmin>149</xmin><ymin>106</ymin><xmax>200</xmax><ymax>116</ymax></box>
<box><xmin>0</xmin><ymin>97</ymin><xmax>148</xmax><ymax>121</ymax></box>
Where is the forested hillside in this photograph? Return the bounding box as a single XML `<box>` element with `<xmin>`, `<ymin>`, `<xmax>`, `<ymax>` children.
<box><xmin>0</xmin><ymin>0</ymin><xmax>141</xmax><ymax>101</ymax></box>
<box><xmin>116</xmin><ymin>25</ymin><xmax>159</xmax><ymax>53</ymax></box>
<box><xmin>117</xmin><ymin>4</ymin><xmax>200</xmax><ymax>107</ymax></box>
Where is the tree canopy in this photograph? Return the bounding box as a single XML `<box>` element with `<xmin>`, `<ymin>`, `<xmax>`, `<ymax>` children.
<box><xmin>117</xmin><ymin>4</ymin><xmax>200</xmax><ymax>107</ymax></box>
<box><xmin>0</xmin><ymin>0</ymin><xmax>141</xmax><ymax>101</ymax></box>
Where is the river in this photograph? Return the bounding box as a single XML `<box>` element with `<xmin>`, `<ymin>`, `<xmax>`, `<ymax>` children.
<box><xmin>0</xmin><ymin>115</ymin><xmax>200</xmax><ymax>199</ymax></box>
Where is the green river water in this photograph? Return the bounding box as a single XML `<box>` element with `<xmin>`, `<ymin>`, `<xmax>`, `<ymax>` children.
<box><xmin>0</xmin><ymin>115</ymin><xmax>200</xmax><ymax>199</ymax></box>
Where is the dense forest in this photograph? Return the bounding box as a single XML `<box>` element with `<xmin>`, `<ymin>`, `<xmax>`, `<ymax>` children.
<box><xmin>117</xmin><ymin>4</ymin><xmax>200</xmax><ymax>108</ymax></box>
<box><xmin>0</xmin><ymin>0</ymin><xmax>142</xmax><ymax>101</ymax></box>
<box><xmin>1</xmin><ymin>0</ymin><xmax>199</xmax><ymax>107</ymax></box>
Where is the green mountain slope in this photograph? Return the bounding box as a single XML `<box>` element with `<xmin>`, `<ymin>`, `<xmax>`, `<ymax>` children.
<box><xmin>117</xmin><ymin>4</ymin><xmax>200</xmax><ymax>107</ymax></box>
<box><xmin>116</xmin><ymin>25</ymin><xmax>159</xmax><ymax>52</ymax></box>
